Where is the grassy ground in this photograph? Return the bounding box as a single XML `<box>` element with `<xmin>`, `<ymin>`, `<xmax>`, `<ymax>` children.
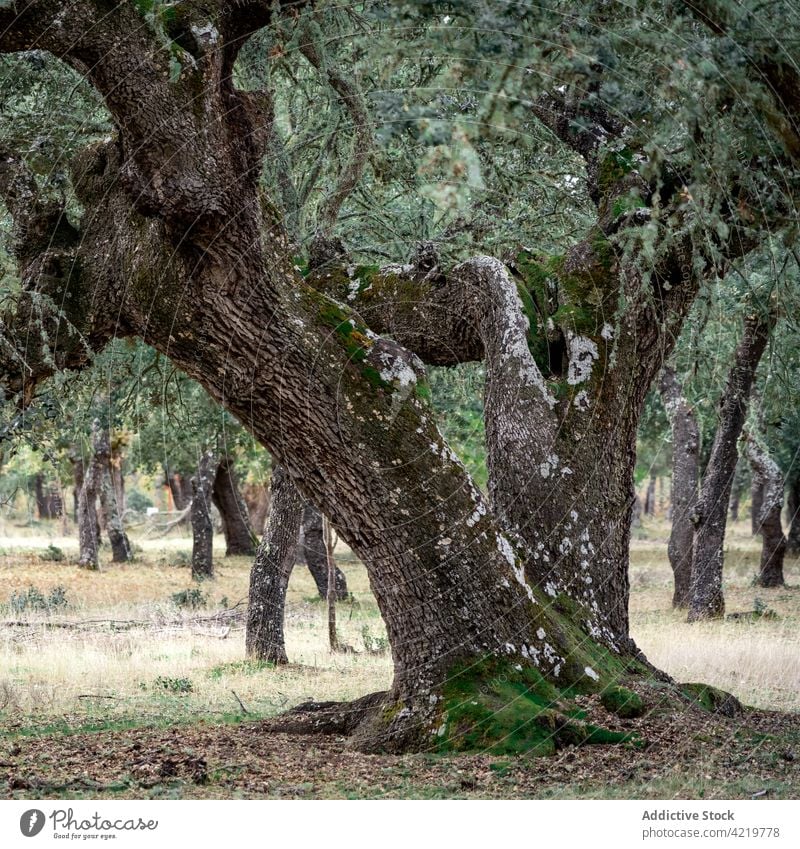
<box><xmin>0</xmin><ymin>515</ymin><xmax>798</xmax><ymax>798</ymax></box>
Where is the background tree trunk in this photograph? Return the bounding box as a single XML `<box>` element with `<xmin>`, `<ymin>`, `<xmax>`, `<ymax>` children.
<box><xmin>246</xmin><ymin>465</ymin><xmax>304</xmax><ymax>664</ymax></box>
<box><xmin>324</xmin><ymin>516</ymin><xmax>342</xmax><ymax>652</ymax></box>
<box><xmin>95</xmin><ymin>428</ymin><xmax>132</xmax><ymax>563</ymax></box>
<box><xmin>33</xmin><ymin>474</ymin><xmax>51</xmax><ymax>520</ymax></box>
<box><xmin>785</xmin><ymin>476</ymin><xmax>800</xmax><ymax>555</ymax></box>
<box><xmin>751</xmin><ymin>479</ymin><xmax>765</xmax><ymax>535</ymax></box>
<box><xmin>77</xmin><ymin>423</ymin><xmax>104</xmax><ymax>570</ymax></box>
<box><xmin>643</xmin><ymin>475</ymin><xmax>657</xmax><ymax>516</ymax></box>
<box><xmin>746</xmin><ymin>436</ymin><xmax>786</xmax><ymax>587</ymax></box>
<box><xmin>689</xmin><ymin>313</ymin><xmax>771</xmax><ymax>621</ymax></box>
<box><xmin>243</xmin><ymin>482</ymin><xmax>270</xmax><ymax>534</ymax></box>
<box><xmin>729</xmin><ymin>458</ymin><xmax>746</xmax><ymax>521</ymax></box>
<box><xmin>659</xmin><ymin>367</ymin><xmax>699</xmax><ymax>608</ymax></box>
<box><xmin>302</xmin><ymin>504</ymin><xmax>348</xmax><ymax>599</ymax></box>
<box><xmin>212</xmin><ymin>455</ymin><xmax>256</xmax><ymax>556</ymax></box>
<box><xmin>191</xmin><ymin>451</ymin><xmax>216</xmax><ymax>580</ymax></box>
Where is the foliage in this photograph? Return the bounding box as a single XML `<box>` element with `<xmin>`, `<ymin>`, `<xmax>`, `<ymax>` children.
<box><xmin>171</xmin><ymin>588</ymin><xmax>208</xmax><ymax>610</ymax></box>
<box><xmin>7</xmin><ymin>584</ymin><xmax>68</xmax><ymax>613</ymax></box>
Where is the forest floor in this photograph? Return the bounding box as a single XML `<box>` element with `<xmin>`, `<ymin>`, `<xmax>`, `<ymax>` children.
<box><xmin>0</xmin><ymin>517</ymin><xmax>798</xmax><ymax>799</ymax></box>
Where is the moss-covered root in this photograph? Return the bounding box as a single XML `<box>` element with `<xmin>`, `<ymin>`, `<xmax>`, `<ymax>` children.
<box><xmin>680</xmin><ymin>683</ymin><xmax>743</xmax><ymax>718</ymax></box>
<box><xmin>350</xmin><ymin>659</ymin><xmax>643</xmax><ymax>756</ymax></box>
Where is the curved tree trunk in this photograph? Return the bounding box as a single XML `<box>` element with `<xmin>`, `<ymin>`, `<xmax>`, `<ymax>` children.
<box><xmin>0</xmin><ymin>4</ymin><xmax>740</xmax><ymax>752</ymax></box>
<box><xmin>95</xmin><ymin>428</ymin><xmax>132</xmax><ymax>563</ymax></box>
<box><xmin>301</xmin><ymin>504</ymin><xmax>348</xmax><ymax>599</ymax></box>
<box><xmin>212</xmin><ymin>454</ymin><xmax>256</xmax><ymax>556</ymax></box>
<box><xmin>659</xmin><ymin>367</ymin><xmax>699</xmax><ymax>608</ymax></box>
<box><xmin>688</xmin><ymin>313</ymin><xmax>772</xmax><ymax>622</ymax></box>
<box><xmin>787</xmin><ymin>476</ymin><xmax>800</xmax><ymax>556</ymax></box>
<box><xmin>746</xmin><ymin>436</ymin><xmax>786</xmax><ymax>587</ymax></box>
<box><xmin>191</xmin><ymin>451</ymin><xmax>216</xmax><ymax>581</ymax></box>
<box><xmin>246</xmin><ymin>465</ymin><xmax>304</xmax><ymax>664</ymax></box>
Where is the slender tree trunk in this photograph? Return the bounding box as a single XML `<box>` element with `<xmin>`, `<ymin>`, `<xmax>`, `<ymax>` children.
<box><xmin>211</xmin><ymin>454</ymin><xmax>256</xmax><ymax>556</ymax></box>
<box><xmin>110</xmin><ymin>439</ymin><xmax>126</xmax><ymax>516</ymax></box>
<box><xmin>71</xmin><ymin>453</ymin><xmax>84</xmax><ymax>524</ymax></box>
<box><xmin>746</xmin><ymin>436</ymin><xmax>786</xmax><ymax>587</ymax></box>
<box><xmin>751</xmin><ymin>479</ymin><xmax>764</xmax><ymax>535</ymax></box>
<box><xmin>659</xmin><ymin>367</ymin><xmax>699</xmax><ymax>608</ymax></box>
<box><xmin>643</xmin><ymin>475</ymin><xmax>657</xmax><ymax>515</ymax></box>
<box><xmin>787</xmin><ymin>476</ymin><xmax>800</xmax><ymax>556</ymax></box>
<box><xmin>246</xmin><ymin>465</ymin><xmax>304</xmax><ymax>664</ymax></box>
<box><xmin>301</xmin><ymin>504</ymin><xmax>348</xmax><ymax>599</ymax></box>
<box><xmin>688</xmin><ymin>313</ymin><xmax>772</xmax><ymax>622</ymax></box>
<box><xmin>77</xmin><ymin>423</ymin><xmax>104</xmax><ymax>570</ymax></box>
<box><xmin>191</xmin><ymin>451</ymin><xmax>215</xmax><ymax>580</ymax></box>
<box><xmin>95</xmin><ymin>428</ymin><xmax>132</xmax><ymax>563</ymax></box>
<box><xmin>324</xmin><ymin>516</ymin><xmax>340</xmax><ymax>652</ymax></box>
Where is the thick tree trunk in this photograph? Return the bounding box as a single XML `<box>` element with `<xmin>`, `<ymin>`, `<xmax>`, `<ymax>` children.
<box><xmin>688</xmin><ymin>313</ymin><xmax>772</xmax><ymax>621</ymax></box>
<box><xmin>787</xmin><ymin>476</ymin><xmax>800</xmax><ymax>556</ymax></box>
<box><xmin>246</xmin><ymin>465</ymin><xmax>304</xmax><ymax>664</ymax></box>
<box><xmin>94</xmin><ymin>429</ymin><xmax>132</xmax><ymax>563</ymax></box>
<box><xmin>746</xmin><ymin>436</ymin><xmax>786</xmax><ymax>587</ymax></box>
<box><xmin>0</xmin><ymin>5</ymin><xmax>717</xmax><ymax>752</ymax></box>
<box><xmin>301</xmin><ymin>504</ymin><xmax>348</xmax><ymax>599</ymax></box>
<box><xmin>191</xmin><ymin>451</ymin><xmax>216</xmax><ymax>581</ymax></box>
<box><xmin>751</xmin><ymin>480</ymin><xmax>764</xmax><ymax>535</ymax></box>
<box><xmin>211</xmin><ymin>455</ymin><xmax>256</xmax><ymax>556</ymax></box>
<box><xmin>659</xmin><ymin>367</ymin><xmax>699</xmax><ymax>608</ymax></box>
<box><xmin>77</xmin><ymin>424</ymin><xmax>104</xmax><ymax>570</ymax></box>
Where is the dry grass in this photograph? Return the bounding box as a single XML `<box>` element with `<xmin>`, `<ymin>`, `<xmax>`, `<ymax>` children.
<box><xmin>0</xmin><ymin>517</ymin><xmax>798</xmax><ymax>737</ymax></box>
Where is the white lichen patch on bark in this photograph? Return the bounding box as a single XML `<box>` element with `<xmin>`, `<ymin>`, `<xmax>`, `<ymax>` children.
<box><xmin>566</xmin><ymin>334</ymin><xmax>599</xmax><ymax>385</ymax></box>
<box><xmin>472</xmin><ymin>255</ymin><xmax>556</xmax><ymax>407</ymax></box>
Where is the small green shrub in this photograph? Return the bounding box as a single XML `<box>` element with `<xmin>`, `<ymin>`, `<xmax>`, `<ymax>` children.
<box><xmin>361</xmin><ymin>624</ymin><xmax>389</xmax><ymax>654</ymax></box>
<box><xmin>126</xmin><ymin>489</ymin><xmax>154</xmax><ymax>513</ymax></box>
<box><xmin>39</xmin><ymin>544</ymin><xmax>65</xmax><ymax>562</ymax></box>
<box><xmin>154</xmin><ymin>676</ymin><xmax>193</xmax><ymax>693</ymax></box>
<box><xmin>171</xmin><ymin>588</ymin><xmax>208</xmax><ymax>609</ymax></box>
<box><xmin>8</xmin><ymin>585</ymin><xmax>69</xmax><ymax>613</ymax></box>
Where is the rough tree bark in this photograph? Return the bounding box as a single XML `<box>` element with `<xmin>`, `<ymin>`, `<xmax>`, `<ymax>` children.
<box><xmin>0</xmin><ymin>2</ymin><xmax>763</xmax><ymax>751</ymax></box>
<box><xmin>659</xmin><ymin>367</ymin><xmax>699</xmax><ymax>607</ymax></box>
<box><xmin>246</xmin><ymin>465</ymin><xmax>304</xmax><ymax>664</ymax></box>
<box><xmin>212</xmin><ymin>454</ymin><xmax>256</xmax><ymax>556</ymax></box>
<box><xmin>191</xmin><ymin>451</ymin><xmax>216</xmax><ymax>581</ymax></box>
<box><xmin>95</xmin><ymin>428</ymin><xmax>132</xmax><ymax>563</ymax></box>
<box><xmin>745</xmin><ymin>435</ymin><xmax>786</xmax><ymax>587</ymax></box>
<box><xmin>688</xmin><ymin>313</ymin><xmax>772</xmax><ymax>621</ymax></box>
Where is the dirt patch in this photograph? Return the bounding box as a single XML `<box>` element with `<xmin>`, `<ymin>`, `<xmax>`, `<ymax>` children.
<box><xmin>2</xmin><ymin>695</ymin><xmax>798</xmax><ymax>799</ymax></box>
